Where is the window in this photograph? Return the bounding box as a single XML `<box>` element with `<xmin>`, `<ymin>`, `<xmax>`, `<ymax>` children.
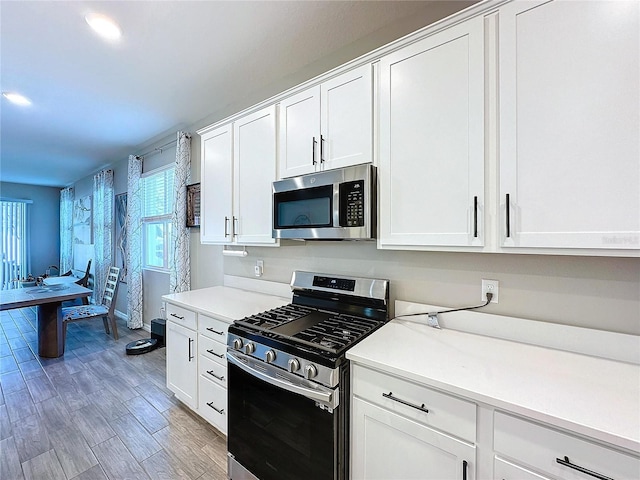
<box><xmin>142</xmin><ymin>167</ymin><xmax>174</xmax><ymax>270</ymax></box>
<box><xmin>0</xmin><ymin>199</ymin><xmax>30</xmax><ymax>289</ymax></box>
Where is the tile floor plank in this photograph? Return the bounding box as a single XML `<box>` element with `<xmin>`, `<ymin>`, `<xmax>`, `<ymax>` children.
<box><xmin>48</xmin><ymin>423</ymin><xmax>99</xmax><ymax>479</ymax></box>
<box><xmin>68</xmin><ymin>464</ymin><xmax>108</xmax><ymax>480</ymax></box>
<box><xmin>0</xmin><ymin>436</ymin><xmax>24</xmax><ymax>480</ymax></box>
<box><xmin>12</xmin><ymin>413</ymin><xmax>51</xmax><ymax>463</ymax></box>
<box><xmin>21</xmin><ymin>449</ymin><xmax>66</xmax><ymax>480</ymax></box>
<box><xmin>108</xmin><ymin>413</ymin><xmax>162</xmax><ymax>462</ymax></box>
<box><xmin>73</xmin><ymin>405</ymin><xmax>117</xmax><ymax>447</ymax></box>
<box><xmin>24</xmin><ymin>373</ymin><xmax>57</xmax><ymax>403</ymax></box>
<box><xmin>134</xmin><ymin>381</ymin><xmax>177</xmax><ymax>412</ymax></box>
<box><xmin>0</xmin><ymin>403</ymin><xmax>13</xmax><ymax>440</ymax></box>
<box><xmin>140</xmin><ymin>449</ymin><xmax>193</xmax><ymax>480</ymax></box>
<box><xmin>124</xmin><ymin>395</ymin><xmax>169</xmax><ymax>434</ymax></box>
<box><xmin>91</xmin><ymin>436</ymin><xmax>151</xmax><ymax>480</ymax></box>
<box><xmin>35</xmin><ymin>395</ymin><xmax>72</xmax><ymax>431</ymax></box>
<box><xmin>4</xmin><ymin>388</ymin><xmax>36</xmax><ymax>423</ymax></box>
<box><xmin>0</xmin><ymin>370</ymin><xmax>27</xmax><ymax>395</ymax></box>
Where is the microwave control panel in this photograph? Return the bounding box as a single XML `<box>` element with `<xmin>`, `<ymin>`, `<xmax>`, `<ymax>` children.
<box><xmin>339</xmin><ymin>180</ymin><xmax>365</xmax><ymax>227</ymax></box>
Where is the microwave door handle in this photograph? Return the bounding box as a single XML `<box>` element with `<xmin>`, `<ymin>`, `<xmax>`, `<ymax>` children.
<box><xmin>227</xmin><ymin>351</ymin><xmax>337</xmax><ymax>409</ymax></box>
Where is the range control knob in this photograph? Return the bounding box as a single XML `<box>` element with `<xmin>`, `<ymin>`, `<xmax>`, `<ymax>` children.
<box><xmin>304</xmin><ymin>364</ymin><xmax>318</xmax><ymax>380</ymax></box>
<box><xmin>244</xmin><ymin>343</ymin><xmax>255</xmax><ymax>355</ymax></box>
<box><xmin>232</xmin><ymin>338</ymin><xmax>243</xmax><ymax>351</ymax></box>
<box><xmin>265</xmin><ymin>350</ymin><xmax>276</xmax><ymax>363</ymax></box>
<box><xmin>287</xmin><ymin>358</ymin><xmax>300</xmax><ymax>373</ymax></box>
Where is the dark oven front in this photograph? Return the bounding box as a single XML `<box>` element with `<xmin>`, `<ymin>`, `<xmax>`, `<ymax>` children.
<box><xmin>227</xmin><ymin>359</ymin><xmax>349</xmax><ymax>480</ymax></box>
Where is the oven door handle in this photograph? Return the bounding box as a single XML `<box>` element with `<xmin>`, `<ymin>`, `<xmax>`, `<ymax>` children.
<box><xmin>227</xmin><ymin>351</ymin><xmax>339</xmax><ymax>410</ymax></box>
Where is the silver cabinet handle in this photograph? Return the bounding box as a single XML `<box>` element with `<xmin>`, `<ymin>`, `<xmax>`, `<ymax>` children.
<box><xmin>556</xmin><ymin>456</ymin><xmax>613</xmax><ymax>480</ymax></box>
<box><xmin>206</xmin><ymin>349</ymin><xmax>224</xmax><ymax>359</ymax></box>
<box><xmin>320</xmin><ymin>134</ymin><xmax>325</xmax><ymax>163</ymax></box>
<box><xmin>382</xmin><ymin>391</ymin><xmax>429</xmax><ymax>413</ymax></box>
<box><xmin>170</xmin><ymin>313</ymin><xmax>184</xmax><ymax>320</ymax></box>
<box><xmin>206</xmin><ymin>327</ymin><xmax>224</xmax><ymax>335</ymax></box>
<box><xmin>232</xmin><ymin>216</ymin><xmax>238</xmax><ymax>238</ymax></box>
<box><xmin>224</xmin><ymin>216</ymin><xmax>229</xmax><ymax>237</ymax></box>
<box><xmin>188</xmin><ymin>338</ymin><xmax>194</xmax><ymax>361</ymax></box>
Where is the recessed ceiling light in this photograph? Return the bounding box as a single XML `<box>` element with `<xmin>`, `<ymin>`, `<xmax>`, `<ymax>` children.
<box><xmin>2</xmin><ymin>92</ymin><xmax>32</xmax><ymax>106</ymax></box>
<box><xmin>85</xmin><ymin>13</ymin><xmax>122</xmax><ymax>40</ymax></box>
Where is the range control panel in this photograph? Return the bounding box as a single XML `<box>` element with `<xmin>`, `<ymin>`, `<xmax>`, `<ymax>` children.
<box><xmin>312</xmin><ymin>276</ymin><xmax>356</xmax><ymax>292</ymax></box>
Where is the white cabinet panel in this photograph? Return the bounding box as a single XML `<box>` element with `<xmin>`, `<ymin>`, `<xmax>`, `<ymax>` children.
<box><xmin>352</xmin><ymin>397</ymin><xmax>475</xmax><ymax>480</ymax></box>
<box><xmin>499</xmin><ymin>0</ymin><xmax>640</xmax><ymax>251</ymax></box>
<box><xmin>200</xmin><ymin>124</ymin><xmax>233</xmax><ymax>244</ymax></box>
<box><xmin>234</xmin><ymin>105</ymin><xmax>278</xmax><ymax>244</ymax></box>
<box><xmin>166</xmin><ymin>320</ymin><xmax>197</xmax><ymax>409</ymax></box>
<box><xmin>379</xmin><ymin>16</ymin><xmax>484</xmax><ymax>248</ymax></box>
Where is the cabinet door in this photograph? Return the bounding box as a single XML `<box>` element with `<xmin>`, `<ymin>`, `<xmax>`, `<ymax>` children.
<box><xmin>499</xmin><ymin>0</ymin><xmax>640</xmax><ymax>252</ymax></box>
<box><xmin>200</xmin><ymin>124</ymin><xmax>233</xmax><ymax>244</ymax></box>
<box><xmin>320</xmin><ymin>64</ymin><xmax>373</xmax><ymax>170</ymax></box>
<box><xmin>278</xmin><ymin>86</ymin><xmax>321</xmax><ymax>178</ymax></box>
<box><xmin>233</xmin><ymin>105</ymin><xmax>278</xmax><ymax>244</ymax></box>
<box><xmin>166</xmin><ymin>320</ymin><xmax>197</xmax><ymax>409</ymax></box>
<box><xmin>379</xmin><ymin>16</ymin><xmax>485</xmax><ymax>248</ymax></box>
<box><xmin>352</xmin><ymin>398</ymin><xmax>475</xmax><ymax>480</ymax></box>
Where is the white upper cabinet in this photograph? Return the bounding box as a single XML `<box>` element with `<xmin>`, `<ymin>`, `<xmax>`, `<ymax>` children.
<box><xmin>200</xmin><ymin>123</ymin><xmax>233</xmax><ymax>244</ymax></box>
<box><xmin>278</xmin><ymin>64</ymin><xmax>373</xmax><ymax>178</ymax></box>
<box><xmin>198</xmin><ymin>105</ymin><xmax>277</xmax><ymax>246</ymax></box>
<box><xmin>378</xmin><ymin>16</ymin><xmax>485</xmax><ymax>249</ymax></box>
<box><xmin>498</xmin><ymin>0</ymin><xmax>640</xmax><ymax>253</ymax></box>
<box><xmin>233</xmin><ymin>105</ymin><xmax>278</xmax><ymax>245</ymax></box>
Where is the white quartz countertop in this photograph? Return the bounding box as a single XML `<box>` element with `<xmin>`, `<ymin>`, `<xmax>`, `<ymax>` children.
<box><xmin>162</xmin><ymin>286</ymin><xmax>290</xmax><ymax>323</ymax></box>
<box><xmin>347</xmin><ymin>318</ymin><xmax>640</xmax><ymax>453</ymax></box>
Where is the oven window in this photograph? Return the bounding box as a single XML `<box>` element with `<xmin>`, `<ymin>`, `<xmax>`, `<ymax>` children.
<box><xmin>228</xmin><ymin>362</ymin><xmax>337</xmax><ymax>480</ymax></box>
<box><xmin>274</xmin><ymin>185</ymin><xmax>333</xmax><ymax>229</ymax></box>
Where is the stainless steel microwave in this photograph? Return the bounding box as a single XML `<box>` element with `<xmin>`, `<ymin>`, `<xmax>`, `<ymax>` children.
<box><xmin>272</xmin><ymin>164</ymin><xmax>376</xmax><ymax>240</ymax></box>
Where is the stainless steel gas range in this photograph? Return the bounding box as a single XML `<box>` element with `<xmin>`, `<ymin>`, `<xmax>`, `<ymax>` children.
<box><xmin>226</xmin><ymin>271</ymin><xmax>389</xmax><ymax>480</ymax></box>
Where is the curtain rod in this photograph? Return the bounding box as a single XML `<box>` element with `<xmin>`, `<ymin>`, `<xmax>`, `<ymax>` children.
<box><xmin>138</xmin><ymin>139</ymin><xmax>176</xmax><ymax>159</ymax></box>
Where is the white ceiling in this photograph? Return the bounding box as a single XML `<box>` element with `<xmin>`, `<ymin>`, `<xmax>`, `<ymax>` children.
<box><xmin>0</xmin><ymin>0</ymin><xmax>474</xmax><ymax>188</ymax></box>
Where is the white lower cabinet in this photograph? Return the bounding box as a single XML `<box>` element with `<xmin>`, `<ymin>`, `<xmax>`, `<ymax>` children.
<box><xmin>493</xmin><ymin>457</ymin><xmax>552</xmax><ymax>480</ymax></box>
<box><xmin>165</xmin><ymin>303</ymin><xmax>231</xmax><ymax>435</ymax></box>
<box><xmin>351</xmin><ymin>365</ymin><xmax>476</xmax><ymax>480</ymax></box>
<box><xmin>166</xmin><ymin>319</ymin><xmax>198</xmax><ymax>409</ymax></box>
<box><xmin>493</xmin><ymin>412</ymin><xmax>640</xmax><ymax>480</ymax></box>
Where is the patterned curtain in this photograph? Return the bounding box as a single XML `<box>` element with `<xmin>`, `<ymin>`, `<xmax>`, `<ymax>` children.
<box><xmin>127</xmin><ymin>155</ymin><xmax>144</xmax><ymax>329</ymax></box>
<box><xmin>59</xmin><ymin>187</ymin><xmax>74</xmax><ymax>273</ymax></box>
<box><xmin>93</xmin><ymin>170</ymin><xmax>114</xmax><ymax>304</ymax></box>
<box><xmin>170</xmin><ymin>132</ymin><xmax>191</xmax><ymax>293</ymax></box>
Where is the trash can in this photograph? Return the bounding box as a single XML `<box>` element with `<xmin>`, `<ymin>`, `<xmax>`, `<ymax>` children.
<box><xmin>151</xmin><ymin>318</ymin><xmax>166</xmax><ymax>348</ymax></box>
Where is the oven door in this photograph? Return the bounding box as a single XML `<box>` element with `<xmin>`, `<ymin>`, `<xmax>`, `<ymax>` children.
<box><xmin>227</xmin><ymin>351</ymin><xmax>342</xmax><ymax>480</ymax></box>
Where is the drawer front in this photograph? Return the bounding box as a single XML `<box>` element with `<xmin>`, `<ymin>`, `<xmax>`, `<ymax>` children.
<box><xmin>494</xmin><ymin>456</ymin><xmax>552</xmax><ymax>480</ymax></box>
<box><xmin>166</xmin><ymin>303</ymin><xmax>197</xmax><ymax>330</ymax></box>
<box><xmin>494</xmin><ymin>411</ymin><xmax>640</xmax><ymax>480</ymax></box>
<box><xmin>198</xmin><ymin>375</ymin><xmax>227</xmax><ymax>435</ymax></box>
<box><xmin>199</xmin><ymin>334</ymin><xmax>227</xmax><ymax>365</ymax></box>
<box><xmin>199</xmin><ymin>353</ymin><xmax>227</xmax><ymax>388</ymax></box>
<box><xmin>199</xmin><ymin>314</ymin><xmax>228</xmax><ymax>342</ymax></box>
<box><xmin>352</xmin><ymin>364</ymin><xmax>476</xmax><ymax>442</ymax></box>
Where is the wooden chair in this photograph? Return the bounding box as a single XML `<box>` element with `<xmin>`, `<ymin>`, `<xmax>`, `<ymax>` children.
<box><xmin>75</xmin><ymin>259</ymin><xmax>92</xmax><ymax>305</ymax></box>
<box><xmin>62</xmin><ymin>266</ymin><xmax>120</xmax><ymax>341</ymax></box>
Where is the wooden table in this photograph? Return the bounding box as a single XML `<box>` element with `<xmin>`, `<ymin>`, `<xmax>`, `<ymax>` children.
<box><xmin>0</xmin><ymin>283</ymin><xmax>92</xmax><ymax>357</ymax></box>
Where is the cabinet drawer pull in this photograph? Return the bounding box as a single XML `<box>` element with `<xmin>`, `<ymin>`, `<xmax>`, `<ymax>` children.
<box><xmin>382</xmin><ymin>391</ymin><xmax>429</xmax><ymax>413</ymax></box>
<box><xmin>462</xmin><ymin>460</ymin><xmax>468</xmax><ymax>480</ymax></box>
<box><xmin>232</xmin><ymin>216</ymin><xmax>238</xmax><ymax>238</ymax></box>
<box><xmin>224</xmin><ymin>216</ymin><xmax>229</xmax><ymax>237</ymax></box>
<box><xmin>206</xmin><ymin>327</ymin><xmax>224</xmax><ymax>335</ymax></box>
<box><xmin>188</xmin><ymin>338</ymin><xmax>194</xmax><ymax>361</ymax></box>
<box><xmin>206</xmin><ymin>401</ymin><xmax>225</xmax><ymax>415</ymax></box>
<box><xmin>473</xmin><ymin>196</ymin><xmax>478</xmax><ymax>238</ymax></box>
<box><xmin>170</xmin><ymin>313</ymin><xmax>184</xmax><ymax>320</ymax></box>
<box><xmin>206</xmin><ymin>349</ymin><xmax>224</xmax><ymax>358</ymax></box>
<box><xmin>505</xmin><ymin>193</ymin><xmax>511</xmax><ymax>238</ymax></box>
<box><xmin>556</xmin><ymin>456</ymin><xmax>613</xmax><ymax>480</ymax></box>
<box><xmin>206</xmin><ymin>370</ymin><xmax>225</xmax><ymax>381</ymax></box>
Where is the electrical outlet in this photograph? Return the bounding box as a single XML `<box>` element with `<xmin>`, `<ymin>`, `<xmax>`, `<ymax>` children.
<box><xmin>481</xmin><ymin>279</ymin><xmax>499</xmax><ymax>303</ymax></box>
<box><xmin>254</xmin><ymin>260</ymin><xmax>264</xmax><ymax>277</ymax></box>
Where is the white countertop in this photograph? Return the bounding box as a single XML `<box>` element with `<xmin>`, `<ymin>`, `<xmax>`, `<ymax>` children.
<box><xmin>162</xmin><ymin>286</ymin><xmax>290</xmax><ymax>323</ymax></box>
<box><xmin>347</xmin><ymin>317</ymin><xmax>640</xmax><ymax>453</ymax></box>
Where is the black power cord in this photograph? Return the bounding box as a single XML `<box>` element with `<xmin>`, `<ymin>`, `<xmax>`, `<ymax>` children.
<box><xmin>392</xmin><ymin>292</ymin><xmax>494</xmax><ymax>328</ymax></box>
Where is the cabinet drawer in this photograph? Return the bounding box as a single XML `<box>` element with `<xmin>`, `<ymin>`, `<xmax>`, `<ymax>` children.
<box><xmin>199</xmin><ymin>334</ymin><xmax>227</xmax><ymax>365</ymax></box>
<box><xmin>199</xmin><ymin>314</ymin><xmax>228</xmax><ymax>342</ymax></box>
<box><xmin>198</xmin><ymin>376</ymin><xmax>227</xmax><ymax>435</ymax></box>
<box><xmin>352</xmin><ymin>364</ymin><xmax>476</xmax><ymax>443</ymax></box>
<box><xmin>166</xmin><ymin>303</ymin><xmax>197</xmax><ymax>330</ymax></box>
<box><xmin>494</xmin><ymin>412</ymin><xmax>640</xmax><ymax>480</ymax></box>
<box><xmin>494</xmin><ymin>456</ymin><xmax>552</xmax><ymax>480</ymax></box>
<box><xmin>199</xmin><ymin>353</ymin><xmax>227</xmax><ymax>388</ymax></box>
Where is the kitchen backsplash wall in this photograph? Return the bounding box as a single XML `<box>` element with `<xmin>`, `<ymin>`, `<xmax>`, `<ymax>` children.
<box><xmin>218</xmin><ymin>241</ymin><xmax>640</xmax><ymax>336</ymax></box>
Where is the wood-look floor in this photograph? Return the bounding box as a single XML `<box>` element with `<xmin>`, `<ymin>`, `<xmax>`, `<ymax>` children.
<box><xmin>0</xmin><ymin>307</ymin><xmax>227</xmax><ymax>480</ymax></box>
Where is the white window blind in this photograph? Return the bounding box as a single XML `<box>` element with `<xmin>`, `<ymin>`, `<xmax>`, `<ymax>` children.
<box><xmin>0</xmin><ymin>199</ymin><xmax>30</xmax><ymax>289</ymax></box>
<box><xmin>142</xmin><ymin>167</ymin><xmax>174</xmax><ymax>270</ymax></box>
